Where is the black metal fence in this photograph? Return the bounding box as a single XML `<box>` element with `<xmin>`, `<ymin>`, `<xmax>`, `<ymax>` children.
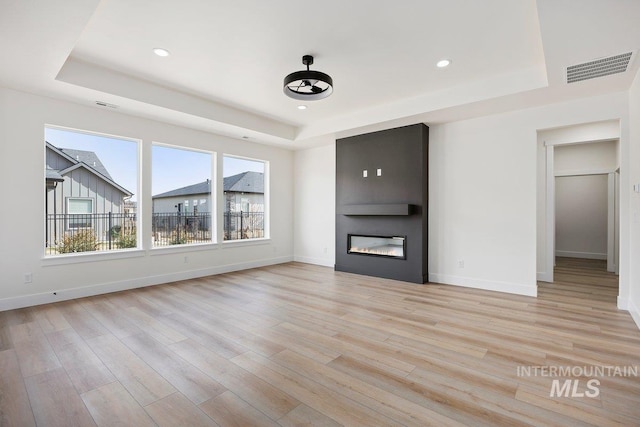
<box><xmin>152</xmin><ymin>212</ymin><xmax>211</xmax><ymax>247</ymax></box>
<box><xmin>45</xmin><ymin>210</ymin><xmax>265</xmax><ymax>254</ymax></box>
<box><xmin>45</xmin><ymin>212</ymin><xmax>137</xmax><ymax>255</ymax></box>
<box><xmin>224</xmin><ymin>211</ymin><xmax>264</xmax><ymax>241</ymax></box>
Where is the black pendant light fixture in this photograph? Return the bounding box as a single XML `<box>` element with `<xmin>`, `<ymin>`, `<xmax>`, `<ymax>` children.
<box><xmin>283</xmin><ymin>55</ymin><xmax>333</xmax><ymax>101</ymax></box>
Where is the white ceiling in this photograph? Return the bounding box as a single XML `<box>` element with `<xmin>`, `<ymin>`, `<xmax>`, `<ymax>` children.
<box><xmin>1</xmin><ymin>0</ymin><xmax>639</xmax><ymax>148</ymax></box>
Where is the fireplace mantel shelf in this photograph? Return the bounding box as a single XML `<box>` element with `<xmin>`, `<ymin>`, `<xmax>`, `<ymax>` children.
<box><xmin>340</xmin><ymin>203</ymin><xmax>414</xmax><ymax>216</ymax></box>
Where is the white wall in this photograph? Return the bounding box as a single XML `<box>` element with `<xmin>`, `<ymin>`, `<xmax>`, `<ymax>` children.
<box><xmin>554</xmin><ymin>140</ymin><xmax>618</xmax><ymax>173</ymax></box>
<box><xmin>428</xmin><ymin>113</ymin><xmax>538</xmax><ymax>296</ymax></box>
<box><xmin>293</xmin><ymin>144</ymin><xmax>335</xmax><ymax>267</ymax></box>
<box><xmin>0</xmin><ymin>87</ymin><xmax>293</xmax><ymax>310</ymax></box>
<box><xmin>555</xmin><ymin>174</ymin><xmax>608</xmax><ymax>259</ymax></box>
<box><xmin>430</xmin><ymin>94</ymin><xmax>629</xmax><ymax>297</ymax></box>
<box><xmin>553</xmin><ymin>141</ymin><xmax>618</xmax><ymax>260</ymax></box>
<box><xmin>628</xmin><ymin>68</ymin><xmax>640</xmax><ymax>328</ymax></box>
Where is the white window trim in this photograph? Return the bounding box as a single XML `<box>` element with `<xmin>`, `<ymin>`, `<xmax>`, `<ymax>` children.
<box><xmin>222</xmin><ymin>154</ymin><xmax>269</xmax><ymax>242</ymax></box>
<box><xmin>45</xmin><ymin>124</ymin><xmax>142</xmax><ymax>258</ymax></box>
<box><xmin>151</xmin><ymin>142</ymin><xmax>216</xmax><ymax>247</ymax></box>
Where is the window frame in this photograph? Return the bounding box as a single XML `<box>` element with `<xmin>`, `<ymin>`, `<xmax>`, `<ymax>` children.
<box><xmin>222</xmin><ymin>154</ymin><xmax>269</xmax><ymax>242</ymax></box>
<box><xmin>151</xmin><ymin>142</ymin><xmax>216</xmax><ymax>249</ymax></box>
<box><xmin>44</xmin><ymin>124</ymin><xmax>141</xmax><ymax>258</ymax></box>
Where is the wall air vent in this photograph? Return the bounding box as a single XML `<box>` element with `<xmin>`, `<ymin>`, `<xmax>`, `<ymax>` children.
<box><xmin>567</xmin><ymin>52</ymin><xmax>633</xmax><ymax>83</ymax></box>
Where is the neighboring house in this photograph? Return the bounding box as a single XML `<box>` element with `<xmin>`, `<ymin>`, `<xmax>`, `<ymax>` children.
<box><xmin>151</xmin><ymin>172</ymin><xmax>264</xmax><ymax>214</ymax></box>
<box><xmin>223</xmin><ymin>171</ymin><xmax>264</xmax><ymax>214</ymax></box>
<box><xmin>152</xmin><ymin>172</ymin><xmax>264</xmax><ymax>240</ymax></box>
<box><xmin>124</xmin><ymin>200</ymin><xmax>137</xmax><ymax>216</ymax></box>
<box><xmin>152</xmin><ymin>180</ymin><xmax>212</xmax><ymax>214</ymax></box>
<box><xmin>45</xmin><ymin>142</ymin><xmax>133</xmax><ymax>243</ymax></box>
<box><xmin>152</xmin><ymin>180</ymin><xmax>212</xmax><ymax>243</ymax></box>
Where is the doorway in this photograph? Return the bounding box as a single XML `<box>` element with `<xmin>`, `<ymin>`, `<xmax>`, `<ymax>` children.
<box><xmin>537</xmin><ymin>121</ymin><xmax>620</xmax><ymax>293</ymax></box>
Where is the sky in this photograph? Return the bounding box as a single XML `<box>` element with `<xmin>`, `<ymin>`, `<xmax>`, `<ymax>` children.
<box><xmin>45</xmin><ymin>127</ymin><xmax>265</xmax><ymax>201</ymax></box>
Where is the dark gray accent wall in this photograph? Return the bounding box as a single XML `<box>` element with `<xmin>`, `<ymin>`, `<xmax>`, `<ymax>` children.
<box><xmin>335</xmin><ymin>124</ymin><xmax>429</xmax><ymax>283</ymax></box>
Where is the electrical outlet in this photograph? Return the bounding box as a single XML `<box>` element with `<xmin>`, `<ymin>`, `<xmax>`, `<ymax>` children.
<box><xmin>323</xmin><ymin>247</ymin><xmax>328</xmax><ymax>254</ymax></box>
<box><xmin>183</xmin><ymin>256</ymin><xmax>188</xmax><ymax>264</ymax></box>
<box><xmin>458</xmin><ymin>259</ymin><xmax>465</xmax><ymax>268</ymax></box>
<box><xmin>24</xmin><ymin>273</ymin><xmax>32</xmax><ymax>284</ymax></box>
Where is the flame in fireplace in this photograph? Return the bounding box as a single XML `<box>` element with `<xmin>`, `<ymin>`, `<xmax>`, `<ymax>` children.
<box><xmin>350</xmin><ymin>246</ymin><xmax>403</xmax><ymax>257</ymax></box>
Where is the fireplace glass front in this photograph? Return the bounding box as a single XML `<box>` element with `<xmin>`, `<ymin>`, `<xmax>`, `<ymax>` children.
<box><xmin>348</xmin><ymin>234</ymin><xmax>406</xmax><ymax>259</ymax></box>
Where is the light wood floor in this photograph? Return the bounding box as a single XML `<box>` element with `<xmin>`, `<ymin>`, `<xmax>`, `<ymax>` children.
<box><xmin>1</xmin><ymin>258</ymin><xmax>638</xmax><ymax>426</ymax></box>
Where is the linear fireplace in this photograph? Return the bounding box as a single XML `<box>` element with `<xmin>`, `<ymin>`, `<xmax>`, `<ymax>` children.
<box><xmin>348</xmin><ymin>234</ymin><xmax>406</xmax><ymax>259</ymax></box>
<box><xmin>335</xmin><ymin>123</ymin><xmax>428</xmax><ymax>283</ymax></box>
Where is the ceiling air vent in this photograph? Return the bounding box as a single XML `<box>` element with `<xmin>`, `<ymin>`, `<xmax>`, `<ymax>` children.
<box><xmin>567</xmin><ymin>52</ymin><xmax>633</xmax><ymax>83</ymax></box>
<box><xmin>95</xmin><ymin>101</ymin><xmax>118</xmax><ymax>108</ymax></box>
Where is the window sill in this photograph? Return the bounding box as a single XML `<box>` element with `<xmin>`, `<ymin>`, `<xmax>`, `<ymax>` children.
<box><xmin>40</xmin><ymin>239</ymin><xmax>271</xmax><ymax>265</ymax></box>
<box><xmin>149</xmin><ymin>242</ymin><xmax>218</xmax><ymax>256</ymax></box>
<box><xmin>221</xmin><ymin>237</ymin><xmax>271</xmax><ymax>248</ymax></box>
<box><xmin>42</xmin><ymin>248</ymin><xmax>146</xmax><ymax>266</ymax></box>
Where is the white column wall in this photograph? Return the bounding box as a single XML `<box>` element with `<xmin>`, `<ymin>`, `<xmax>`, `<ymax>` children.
<box><xmin>627</xmin><ymin>68</ymin><xmax>640</xmax><ymax>328</ymax></box>
<box><xmin>293</xmin><ymin>144</ymin><xmax>336</xmax><ymax>267</ymax></box>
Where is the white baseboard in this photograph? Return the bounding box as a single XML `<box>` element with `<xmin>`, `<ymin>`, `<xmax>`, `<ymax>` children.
<box><xmin>555</xmin><ymin>250</ymin><xmax>606</xmax><ymax>260</ymax></box>
<box><xmin>617</xmin><ymin>296</ymin><xmax>628</xmax><ymax>310</ymax></box>
<box><xmin>293</xmin><ymin>255</ymin><xmax>334</xmax><ymax>268</ymax></box>
<box><xmin>537</xmin><ymin>271</ymin><xmax>553</xmax><ymax>282</ymax></box>
<box><xmin>0</xmin><ymin>255</ymin><xmax>293</xmax><ymax>312</ymax></box>
<box><xmin>626</xmin><ymin>298</ymin><xmax>640</xmax><ymax>331</ymax></box>
<box><xmin>428</xmin><ymin>273</ymin><xmax>537</xmax><ymax>297</ymax></box>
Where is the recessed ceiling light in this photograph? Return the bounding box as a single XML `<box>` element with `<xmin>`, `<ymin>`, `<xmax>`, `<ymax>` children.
<box><xmin>297</xmin><ymin>105</ymin><xmax>307</xmax><ymax>110</ymax></box>
<box><xmin>153</xmin><ymin>48</ymin><xmax>170</xmax><ymax>57</ymax></box>
<box><xmin>436</xmin><ymin>59</ymin><xmax>451</xmax><ymax>68</ymax></box>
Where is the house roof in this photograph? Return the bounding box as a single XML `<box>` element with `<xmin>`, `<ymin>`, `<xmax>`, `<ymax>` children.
<box><xmin>45</xmin><ymin>167</ymin><xmax>64</xmax><ymax>182</ymax></box>
<box><xmin>153</xmin><ymin>180</ymin><xmax>211</xmax><ymax>199</ymax></box>
<box><xmin>224</xmin><ymin>172</ymin><xmax>264</xmax><ymax>194</ymax></box>
<box><xmin>152</xmin><ymin>172</ymin><xmax>264</xmax><ymax>199</ymax></box>
<box><xmin>58</xmin><ymin>148</ymin><xmax>113</xmax><ymax>180</ymax></box>
<box><xmin>46</xmin><ymin>142</ymin><xmax>133</xmax><ymax>197</ymax></box>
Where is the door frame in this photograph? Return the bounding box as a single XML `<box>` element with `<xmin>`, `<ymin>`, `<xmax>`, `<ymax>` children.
<box><xmin>543</xmin><ymin>138</ymin><xmax>618</xmax><ymax>283</ymax></box>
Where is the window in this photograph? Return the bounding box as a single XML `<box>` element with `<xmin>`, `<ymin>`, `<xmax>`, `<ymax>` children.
<box><xmin>223</xmin><ymin>155</ymin><xmax>266</xmax><ymax>241</ymax></box>
<box><xmin>67</xmin><ymin>198</ymin><xmax>93</xmax><ymax>229</ymax></box>
<box><xmin>152</xmin><ymin>144</ymin><xmax>213</xmax><ymax>247</ymax></box>
<box><xmin>45</xmin><ymin>126</ymin><xmax>139</xmax><ymax>255</ymax></box>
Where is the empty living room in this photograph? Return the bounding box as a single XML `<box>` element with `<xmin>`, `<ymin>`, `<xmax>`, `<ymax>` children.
<box><xmin>1</xmin><ymin>1</ymin><xmax>640</xmax><ymax>426</ymax></box>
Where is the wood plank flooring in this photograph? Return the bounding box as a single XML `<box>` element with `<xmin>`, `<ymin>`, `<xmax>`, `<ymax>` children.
<box><xmin>1</xmin><ymin>258</ymin><xmax>638</xmax><ymax>426</ymax></box>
